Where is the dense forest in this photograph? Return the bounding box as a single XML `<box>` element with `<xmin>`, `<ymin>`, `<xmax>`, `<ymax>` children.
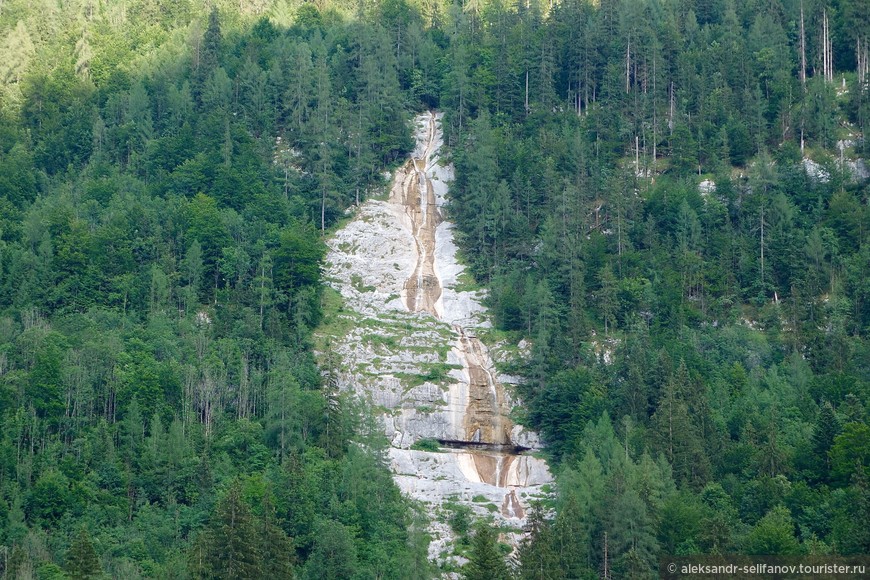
<box><xmin>441</xmin><ymin>0</ymin><xmax>870</xmax><ymax>577</ymax></box>
<box><xmin>0</xmin><ymin>0</ymin><xmax>868</xmax><ymax>577</ymax></box>
<box><xmin>0</xmin><ymin>1</ymin><xmax>429</xmax><ymax>578</ymax></box>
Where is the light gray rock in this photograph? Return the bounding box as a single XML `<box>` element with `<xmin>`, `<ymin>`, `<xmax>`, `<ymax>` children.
<box><xmin>847</xmin><ymin>158</ymin><xmax>869</xmax><ymax>181</ymax></box>
<box><xmin>319</xmin><ymin>113</ymin><xmax>552</xmax><ymax>567</ymax></box>
<box><xmin>699</xmin><ymin>179</ymin><xmax>716</xmax><ymax>195</ymax></box>
<box><xmin>803</xmin><ymin>158</ymin><xmax>831</xmax><ymax>182</ymax></box>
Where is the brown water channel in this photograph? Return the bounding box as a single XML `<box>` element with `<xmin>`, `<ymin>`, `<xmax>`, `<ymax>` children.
<box><xmin>393</xmin><ymin>112</ymin><xmax>524</xmax><ymax>503</ymax></box>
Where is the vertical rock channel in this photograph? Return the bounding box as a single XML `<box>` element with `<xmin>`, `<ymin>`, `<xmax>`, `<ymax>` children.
<box><xmin>321</xmin><ymin>112</ymin><xmax>551</xmax><ymax>563</ymax></box>
<box><xmin>396</xmin><ymin>112</ymin><xmax>513</xmax><ymax>450</ymax></box>
<box><xmin>396</xmin><ymin>114</ymin><xmax>442</xmax><ymax>317</ymax></box>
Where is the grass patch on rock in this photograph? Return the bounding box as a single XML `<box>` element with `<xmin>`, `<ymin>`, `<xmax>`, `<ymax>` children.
<box><xmin>410</xmin><ymin>438</ymin><xmax>442</xmax><ymax>452</ymax></box>
<box><xmin>351</xmin><ymin>274</ymin><xmax>376</xmax><ymax>293</ymax></box>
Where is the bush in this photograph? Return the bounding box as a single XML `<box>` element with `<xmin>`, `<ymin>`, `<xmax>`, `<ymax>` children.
<box><xmin>410</xmin><ymin>438</ymin><xmax>441</xmax><ymax>452</ymax></box>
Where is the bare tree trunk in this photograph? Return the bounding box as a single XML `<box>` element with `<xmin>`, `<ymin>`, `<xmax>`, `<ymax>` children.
<box><xmin>524</xmin><ymin>70</ymin><xmax>529</xmax><ymax>114</ymax></box>
<box><xmin>584</xmin><ymin>44</ymin><xmax>590</xmax><ymax>114</ymax></box>
<box><xmin>824</xmin><ymin>10</ymin><xmax>833</xmax><ymax>82</ymax></box>
<box><xmin>857</xmin><ymin>37</ymin><xmax>869</xmax><ymax>87</ymax></box>
<box><xmin>864</xmin><ymin>38</ymin><xmax>868</xmax><ymax>86</ymax></box>
<box><xmin>280</xmin><ymin>375</ymin><xmax>287</xmax><ymax>460</ymax></box>
<box><xmin>859</xmin><ymin>37</ymin><xmax>864</xmax><ymax>86</ymax></box>
<box><xmin>259</xmin><ymin>262</ymin><xmax>266</xmax><ymax>328</ymax></box>
<box><xmin>635</xmin><ymin>135</ymin><xmax>639</xmax><ymax>174</ymax></box>
<box><xmin>652</xmin><ymin>53</ymin><xmax>657</xmax><ymax>171</ymax></box>
<box><xmin>239</xmin><ymin>353</ymin><xmax>250</xmax><ymax>420</ymax></box>
<box><xmin>800</xmin><ymin>1</ymin><xmax>807</xmax><ymax>89</ymax></box>
<box><xmin>822</xmin><ymin>10</ymin><xmax>833</xmax><ymax>83</ymax></box>
<box><xmin>617</xmin><ymin>202</ymin><xmax>623</xmax><ymax>261</ymax></box>
<box><xmin>760</xmin><ymin>202</ymin><xmax>765</xmax><ymax>290</ymax></box>
<box><xmin>828</xmin><ymin>11</ymin><xmax>833</xmax><ymax>82</ymax></box>
<box><xmin>822</xmin><ymin>11</ymin><xmax>827</xmax><ymax>81</ymax></box>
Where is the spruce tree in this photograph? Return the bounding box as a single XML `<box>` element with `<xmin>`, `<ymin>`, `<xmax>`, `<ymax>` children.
<box><xmin>65</xmin><ymin>529</ymin><xmax>101</xmax><ymax>580</ymax></box>
<box><xmin>812</xmin><ymin>401</ymin><xmax>841</xmax><ymax>479</ymax></box>
<box><xmin>190</xmin><ymin>482</ymin><xmax>262</xmax><ymax>579</ymax></box>
<box><xmin>517</xmin><ymin>503</ymin><xmax>560</xmax><ymax>579</ymax></box>
<box><xmin>194</xmin><ymin>8</ymin><xmax>222</xmax><ymax>106</ymax></box>
<box><xmin>463</xmin><ymin>522</ymin><xmax>510</xmax><ymax>580</ymax></box>
<box><xmin>258</xmin><ymin>493</ymin><xmax>295</xmax><ymax>579</ymax></box>
<box><xmin>850</xmin><ymin>469</ymin><xmax>870</xmax><ymax>553</ymax></box>
<box><xmin>304</xmin><ymin>519</ymin><xmax>358</xmax><ymax>580</ymax></box>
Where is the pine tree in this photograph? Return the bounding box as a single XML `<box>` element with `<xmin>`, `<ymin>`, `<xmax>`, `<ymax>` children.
<box><xmin>304</xmin><ymin>519</ymin><xmax>358</xmax><ymax>580</ymax></box>
<box><xmin>65</xmin><ymin>529</ymin><xmax>102</xmax><ymax>580</ymax></box>
<box><xmin>598</xmin><ymin>263</ymin><xmax>618</xmax><ymax>335</ymax></box>
<box><xmin>463</xmin><ymin>522</ymin><xmax>510</xmax><ymax>580</ymax></box>
<box><xmin>517</xmin><ymin>503</ymin><xmax>560</xmax><ymax>579</ymax></box>
<box><xmin>651</xmin><ymin>364</ymin><xmax>710</xmax><ymax>489</ymax></box>
<box><xmin>850</xmin><ymin>469</ymin><xmax>870</xmax><ymax>553</ymax></box>
<box><xmin>194</xmin><ymin>8</ymin><xmax>222</xmax><ymax>106</ymax></box>
<box><xmin>0</xmin><ymin>20</ymin><xmax>35</xmax><ymax>86</ymax></box>
<box><xmin>258</xmin><ymin>493</ymin><xmax>295</xmax><ymax>579</ymax></box>
<box><xmin>608</xmin><ymin>489</ymin><xmax>658</xmax><ymax>578</ymax></box>
<box><xmin>189</xmin><ymin>482</ymin><xmax>262</xmax><ymax>579</ymax></box>
<box><xmin>812</xmin><ymin>401</ymin><xmax>841</xmax><ymax>479</ymax></box>
<box><xmin>5</xmin><ymin>492</ymin><xmax>28</xmax><ymax>544</ymax></box>
<box><xmin>552</xmin><ymin>456</ymin><xmax>603</xmax><ymax>576</ymax></box>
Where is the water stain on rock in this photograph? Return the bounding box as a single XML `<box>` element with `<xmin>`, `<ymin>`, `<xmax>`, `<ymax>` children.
<box><xmin>322</xmin><ymin>111</ymin><xmax>552</xmax><ymax>562</ymax></box>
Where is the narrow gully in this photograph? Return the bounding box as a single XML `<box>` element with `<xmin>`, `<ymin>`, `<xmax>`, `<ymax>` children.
<box><xmin>397</xmin><ymin>112</ymin><xmax>523</xmax><ymax>493</ymax></box>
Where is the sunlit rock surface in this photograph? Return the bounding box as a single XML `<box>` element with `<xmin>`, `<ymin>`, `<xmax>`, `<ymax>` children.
<box><xmin>319</xmin><ymin>113</ymin><xmax>551</xmax><ymax>565</ymax></box>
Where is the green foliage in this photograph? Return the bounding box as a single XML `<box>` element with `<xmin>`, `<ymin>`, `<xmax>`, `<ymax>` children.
<box><xmin>516</xmin><ymin>503</ymin><xmax>560</xmax><ymax>579</ymax></box>
<box><xmin>27</xmin><ymin>469</ymin><xmax>72</xmax><ymax>525</ymax></box>
<box><xmin>445</xmin><ymin>500</ymin><xmax>473</xmax><ymax>543</ymax></box>
<box><xmin>259</xmin><ymin>492</ymin><xmax>296</xmax><ymax>578</ymax></box>
<box><xmin>743</xmin><ymin>505</ymin><xmax>802</xmax><ymax>555</ymax></box>
<box><xmin>27</xmin><ymin>338</ymin><xmax>65</xmax><ymax>420</ymax></box>
<box><xmin>304</xmin><ymin>519</ymin><xmax>358</xmax><ymax>580</ymax></box>
<box><xmin>830</xmin><ymin>423</ymin><xmax>870</xmax><ymax>485</ymax></box>
<box><xmin>811</xmin><ymin>402</ymin><xmax>842</xmax><ymax>481</ymax></box>
<box><xmin>65</xmin><ymin>529</ymin><xmax>102</xmax><ymax>580</ymax></box>
<box><xmin>274</xmin><ymin>222</ymin><xmax>325</xmax><ymax>318</ymax></box>
<box><xmin>410</xmin><ymin>438</ymin><xmax>442</xmax><ymax>452</ymax></box>
<box><xmin>189</xmin><ymin>482</ymin><xmax>264</xmax><ymax>579</ymax></box>
<box><xmin>440</xmin><ymin>0</ymin><xmax>870</xmax><ymax>565</ymax></box>
<box><xmin>462</xmin><ymin>522</ymin><xmax>510</xmax><ymax>580</ymax></box>
<box><xmin>524</xmin><ymin>367</ymin><xmax>604</xmax><ymax>460</ymax></box>
<box><xmin>0</xmin><ymin>0</ymin><xmax>868</xmax><ymax>570</ymax></box>
<box><xmin>0</xmin><ymin>3</ymin><xmax>427</xmax><ymax>576</ymax></box>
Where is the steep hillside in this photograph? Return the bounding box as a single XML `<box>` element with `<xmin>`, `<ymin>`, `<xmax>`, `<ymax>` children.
<box><xmin>318</xmin><ymin>112</ymin><xmax>550</xmax><ymax>567</ymax></box>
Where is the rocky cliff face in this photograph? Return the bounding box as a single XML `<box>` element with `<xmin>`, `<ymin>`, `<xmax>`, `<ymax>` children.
<box><xmin>319</xmin><ymin>112</ymin><xmax>551</xmax><ymax>564</ymax></box>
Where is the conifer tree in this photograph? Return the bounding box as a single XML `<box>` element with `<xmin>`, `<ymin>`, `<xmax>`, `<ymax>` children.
<box><xmin>304</xmin><ymin>519</ymin><xmax>358</xmax><ymax>580</ymax></box>
<box><xmin>65</xmin><ymin>528</ymin><xmax>101</xmax><ymax>580</ymax></box>
<box><xmin>517</xmin><ymin>503</ymin><xmax>560</xmax><ymax>579</ymax></box>
<box><xmin>194</xmin><ymin>8</ymin><xmax>222</xmax><ymax>106</ymax></box>
<box><xmin>258</xmin><ymin>492</ymin><xmax>295</xmax><ymax>579</ymax></box>
<box><xmin>190</xmin><ymin>482</ymin><xmax>261</xmax><ymax>579</ymax></box>
<box><xmin>812</xmin><ymin>401</ymin><xmax>841</xmax><ymax>478</ymax></box>
<box><xmin>463</xmin><ymin>522</ymin><xmax>510</xmax><ymax>580</ymax></box>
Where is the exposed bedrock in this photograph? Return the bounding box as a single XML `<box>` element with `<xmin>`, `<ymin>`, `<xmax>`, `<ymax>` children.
<box><xmin>320</xmin><ymin>112</ymin><xmax>551</xmax><ymax>564</ymax></box>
